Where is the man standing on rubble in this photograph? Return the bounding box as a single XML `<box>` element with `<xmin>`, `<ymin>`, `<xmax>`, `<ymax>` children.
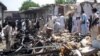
<box><xmin>72</xmin><ymin>13</ymin><xmax>79</xmax><ymax>34</ymax></box>
<box><xmin>68</xmin><ymin>13</ymin><xmax>73</xmax><ymax>33</ymax></box>
<box><xmin>91</xmin><ymin>8</ymin><xmax>99</xmax><ymax>40</ymax></box>
<box><xmin>59</xmin><ymin>14</ymin><xmax>65</xmax><ymax>32</ymax></box>
<box><xmin>80</xmin><ymin>11</ymin><xmax>89</xmax><ymax>36</ymax></box>
<box><xmin>54</xmin><ymin>14</ymin><xmax>65</xmax><ymax>33</ymax></box>
<box><xmin>54</xmin><ymin>15</ymin><xmax>60</xmax><ymax>33</ymax></box>
<box><xmin>2</xmin><ymin>21</ymin><xmax>13</xmax><ymax>49</ymax></box>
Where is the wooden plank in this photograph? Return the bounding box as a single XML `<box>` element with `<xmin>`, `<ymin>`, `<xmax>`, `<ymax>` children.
<box><xmin>10</xmin><ymin>49</ymin><xmax>60</xmax><ymax>56</ymax></box>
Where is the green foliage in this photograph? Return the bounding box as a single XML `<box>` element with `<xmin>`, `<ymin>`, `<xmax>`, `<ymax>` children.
<box><xmin>20</xmin><ymin>1</ymin><xmax>39</xmax><ymax>11</ymax></box>
<box><xmin>55</xmin><ymin>0</ymin><xmax>65</xmax><ymax>4</ymax></box>
<box><xmin>55</xmin><ymin>0</ymin><xmax>76</xmax><ymax>4</ymax></box>
<box><xmin>66</xmin><ymin>0</ymin><xmax>76</xmax><ymax>4</ymax></box>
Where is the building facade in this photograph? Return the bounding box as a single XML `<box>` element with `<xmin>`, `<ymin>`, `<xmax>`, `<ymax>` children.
<box><xmin>4</xmin><ymin>11</ymin><xmax>21</xmax><ymax>22</ymax></box>
<box><xmin>0</xmin><ymin>2</ymin><xmax>7</xmax><ymax>25</ymax></box>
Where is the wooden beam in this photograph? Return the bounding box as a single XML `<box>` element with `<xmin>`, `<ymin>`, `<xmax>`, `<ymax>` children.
<box><xmin>10</xmin><ymin>49</ymin><xmax>60</xmax><ymax>56</ymax></box>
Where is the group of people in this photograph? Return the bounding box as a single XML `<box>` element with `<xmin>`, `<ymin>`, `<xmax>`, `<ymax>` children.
<box><xmin>68</xmin><ymin>10</ymin><xmax>90</xmax><ymax>35</ymax></box>
<box><xmin>0</xmin><ymin>18</ymin><xmax>40</xmax><ymax>49</ymax></box>
<box><xmin>53</xmin><ymin>8</ymin><xmax>100</xmax><ymax>40</ymax></box>
<box><xmin>0</xmin><ymin>8</ymin><xmax>100</xmax><ymax>49</ymax></box>
<box><xmin>53</xmin><ymin>14</ymin><xmax>65</xmax><ymax>33</ymax></box>
<box><xmin>67</xmin><ymin>8</ymin><xmax>100</xmax><ymax>39</ymax></box>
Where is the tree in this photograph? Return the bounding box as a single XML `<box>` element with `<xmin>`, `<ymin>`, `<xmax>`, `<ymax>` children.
<box><xmin>55</xmin><ymin>0</ymin><xmax>76</xmax><ymax>4</ymax></box>
<box><xmin>55</xmin><ymin>0</ymin><xmax>65</xmax><ymax>4</ymax></box>
<box><xmin>20</xmin><ymin>1</ymin><xmax>39</xmax><ymax>11</ymax></box>
<box><xmin>65</xmin><ymin>0</ymin><xmax>76</xmax><ymax>4</ymax></box>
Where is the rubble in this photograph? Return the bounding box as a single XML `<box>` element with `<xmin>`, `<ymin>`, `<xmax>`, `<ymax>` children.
<box><xmin>0</xmin><ymin>28</ymin><xmax>99</xmax><ymax>56</ymax></box>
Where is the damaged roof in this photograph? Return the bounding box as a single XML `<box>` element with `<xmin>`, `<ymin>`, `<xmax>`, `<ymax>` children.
<box><xmin>0</xmin><ymin>2</ymin><xmax>7</xmax><ymax>10</ymax></box>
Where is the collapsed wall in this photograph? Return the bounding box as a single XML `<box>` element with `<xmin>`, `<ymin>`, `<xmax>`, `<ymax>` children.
<box><xmin>64</xmin><ymin>1</ymin><xmax>100</xmax><ymax>18</ymax></box>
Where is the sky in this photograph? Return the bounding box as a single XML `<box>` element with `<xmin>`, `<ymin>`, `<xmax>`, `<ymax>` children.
<box><xmin>0</xmin><ymin>0</ymin><xmax>100</xmax><ymax>11</ymax></box>
<box><xmin>0</xmin><ymin>0</ymin><xmax>55</xmax><ymax>11</ymax></box>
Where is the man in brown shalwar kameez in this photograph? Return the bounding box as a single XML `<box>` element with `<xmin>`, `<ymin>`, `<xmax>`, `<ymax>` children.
<box><xmin>91</xmin><ymin>8</ymin><xmax>99</xmax><ymax>40</ymax></box>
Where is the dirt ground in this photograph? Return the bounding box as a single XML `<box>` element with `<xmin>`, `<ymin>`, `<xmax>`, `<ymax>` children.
<box><xmin>0</xmin><ymin>40</ymin><xmax>6</xmax><ymax>51</ymax></box>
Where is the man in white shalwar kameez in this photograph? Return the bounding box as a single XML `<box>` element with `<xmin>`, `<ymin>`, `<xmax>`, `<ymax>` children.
<box><xmin>54</xmin><ymin>16</ymin><xmax>61</xmax><ymax>33</ymax></box>
<box><xmin>59</xmin><ymin>15</ymin><xmax>65</xmax><ymax>32</ymax></box>
<box><xmin>54</xmin><ymin>15</ymin><xmax>65</xmax><ymax>33</ymax></box>
<box><xmin>76</xmin><ymin>17</ymin><xmax>81</xmax><ymax>34</ymax></box>
<box><xmin>72</xmin><ymin>14</ymin><xmax>77</xmax><ymax>33</ymax></box>
<box><xmin>2</xmin><ymin>22</ymin><xmax>13</xmax><ymax>49</ymax></box>
<box><xmin>22</xmin><ymin>20</ymin><xmax>26</xmax><ymax>31</ymax></box>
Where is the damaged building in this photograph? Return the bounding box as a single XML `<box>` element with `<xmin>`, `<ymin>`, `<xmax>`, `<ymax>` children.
<box><xmin>0</xmin><ymin>2</ymin><xmax>7</xmax><ymax>25</ymax></box>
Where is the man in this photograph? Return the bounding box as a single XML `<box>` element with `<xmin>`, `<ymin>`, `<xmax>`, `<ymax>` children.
<box><xmin>59</xmin><ymin>14</ymin><xmax>65</xmax><ymax>32</ymax></box>
<box><xmin>91</xmin><ymin>8</ymin><xmax>99</xmax><ymax>40</ymax></box>
<box><xmin>2</xmin><ymin>21</ymin><xmax>13</xmax><ymax>49</ymax></box>
<box><xmin>22</xmin><ymin>19</ymin><xmax>26</xmax><ymax>32</ymax></box>
<box><xmin>80</xmin><ymin>11</ymin><xmax>89</xmax><ymax>36</ymax></box>
<box><xmin>68</xmin><ymin>13</ymin><xmax>73</xmax><ymax>33</ymax></box>
<box><xmin>17</xmin><ymin>20</ymin><xmax>22</xmax><ymax>30</ymax></box>
<box><xmin>54</xmin><ymin>16</ymin><xmax>61</xmax><ymax>33</ymax></box>
<box><xmin>72</xmin><ymin>13</ymin><xmax>78</xmax><ymax>34</ymax></box>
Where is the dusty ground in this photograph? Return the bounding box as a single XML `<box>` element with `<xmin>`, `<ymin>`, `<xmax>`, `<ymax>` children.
<box><xmin>0</xmin><ymin>40</ymin><xmax>6</xmax><ymax>51</ymax></box>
